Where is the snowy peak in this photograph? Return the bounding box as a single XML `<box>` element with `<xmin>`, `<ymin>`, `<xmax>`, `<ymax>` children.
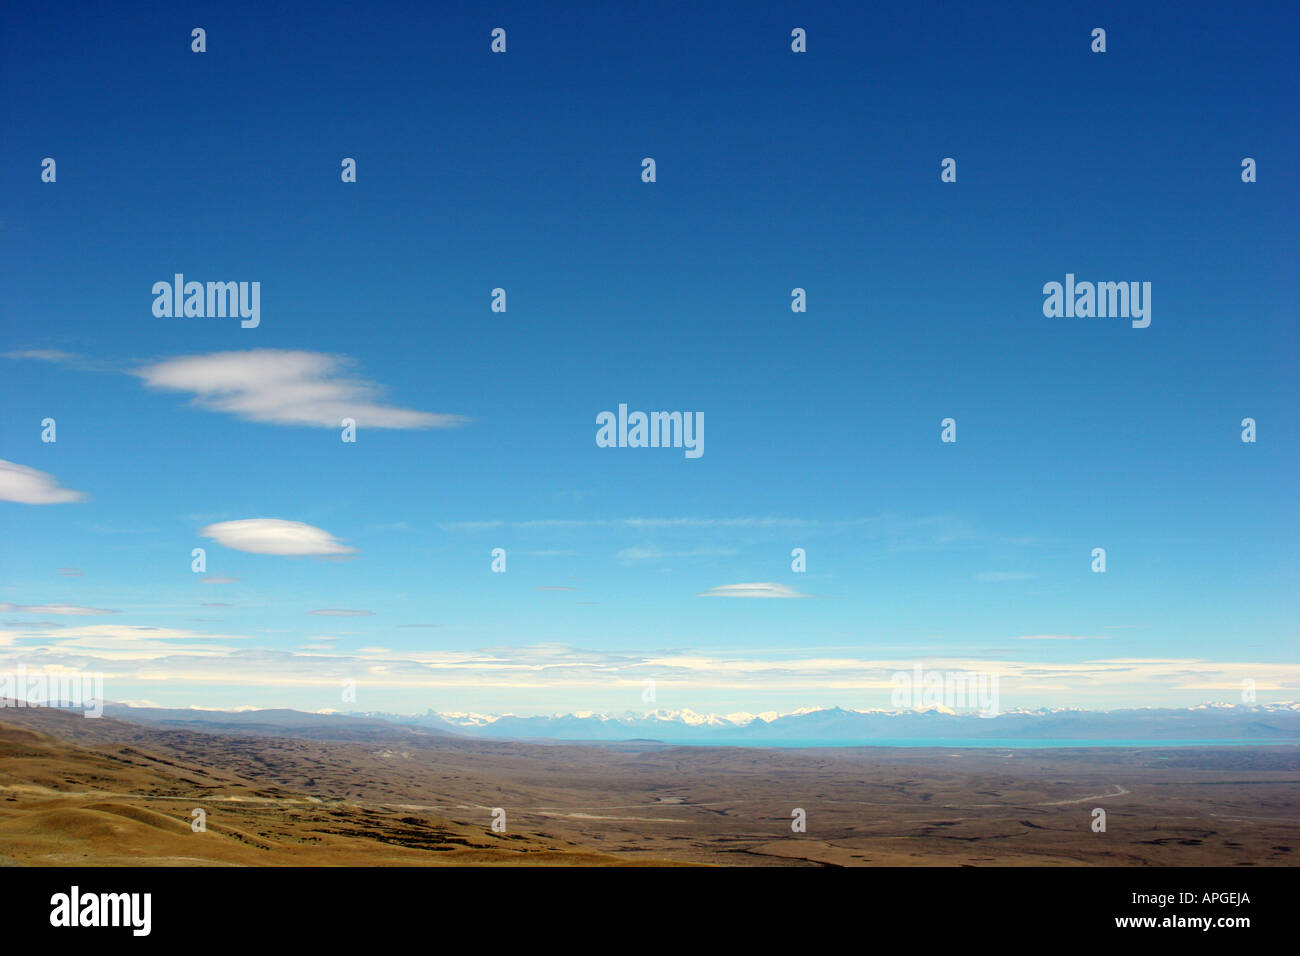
<box><xmin>360</xmin><ymin>701</ymin><xmax>1300</xmax><ymax>745</ymax></box>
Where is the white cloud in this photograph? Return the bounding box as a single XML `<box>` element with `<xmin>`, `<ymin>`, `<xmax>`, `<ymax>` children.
<box><xmin>0</xmin><ymin>603</ymin><xmax>117</xmax><ymax>616</ymax></box>
<box><xmin>618</xmin><ymin>546</ymin><xmax>738</xmax><ymax>562</ymax></box>
<box><xmin>307</xmin><ymin>608</ymin><xmax>373</xmax><ymax>616</ymax></box>
<box><xmin>0</xmin><ymin>460</ymin><xmax>86</xmax><ymax>504</ymax></box>
<box><xmin>439</xmin><ymin>514</ymin><xmax>975</xmax><ymax>553</ymax></box>
<box><xmin>444</xmin><ymin>517</ymin><xmax>824</xmax><ymax>531</ymax></box>
<box><xmin>0</xmin><ymin>623</ymin><xmax>247</xmax><ymax>659</ymax></box>
<box><xmin>2</xmin><ymin>628</ymin><xmax>1296</xmax><ymax>706</ymax></box>
<box><xmin>2</xmin><ymin>349</ymin><xmax>79</xmax><ymax>362</ymax></box>
<box><xmin>1017</xmin><ymin>634</ymin><xmax>1107</xmax><ymax>641</ymax></box>
<box><xmin>134</xmin><ymin>350</ymin><xmax>468</xmax><ymax>429</ymax></box>
<box><xmin>698</xmin><ymin>582</ymin><xmax>812</xmax><ymax>599</ymax></box>
<box><xmin>201</xmin><ymin>518</ymin><xmax>355</xmax><ymax>556</ymax></box>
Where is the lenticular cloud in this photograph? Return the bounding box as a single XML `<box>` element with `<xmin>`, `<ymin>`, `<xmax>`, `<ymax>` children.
<box><xmin>200</xmin><ymin>518</ymin><xmax>356</xmax><ymax>556</ymax></box>
<box><xmin>135</xmin><ymin>350</ymin><xmax>467</xmax><ymax>429</ymax></box>
<box><xmin>0</xmin><ymin>460</ymin><xmax>87</xmax><ymax>504</ymax></box>
<box><xmin>697</xmin><ymin>582</ymin><xmax>811</xmax><ymax>599</ymax></box>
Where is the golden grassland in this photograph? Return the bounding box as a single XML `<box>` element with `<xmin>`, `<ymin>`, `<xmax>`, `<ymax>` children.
<box><xmin>1</xmin><ymin>708</ymin><xmax>1296</xmax><ymax>866</ymax></box>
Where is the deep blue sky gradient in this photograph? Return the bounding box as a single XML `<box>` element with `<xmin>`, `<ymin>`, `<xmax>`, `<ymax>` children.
<box><xmin>1</xmin><ymin>0</ymin><xmax>1296</xmax><ymax>714</ymax></box>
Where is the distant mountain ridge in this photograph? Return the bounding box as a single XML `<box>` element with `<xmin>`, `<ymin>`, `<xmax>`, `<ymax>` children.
<box><xmin>359</xmin><ymin>701</ymin><xmax>1300</xmax><ymax>744</ymax></box>
<box><xmin>93</xmin><ymin>704</ymin><xmax>451</xmax><ymax>741</ymax></box>
<box><xmin>73</xmin><ymin>700</ymin><xmax>1300</xmax><ymax>746</ymax></box>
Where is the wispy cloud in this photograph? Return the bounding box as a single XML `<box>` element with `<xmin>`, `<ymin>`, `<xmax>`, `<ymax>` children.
<box><xmin>0</xmin><ymin>623</ymin><xmax>247</xmax><ymax>658</ymax></box>
<box><xmin>444</xmin><ymin>516</ymin><xmax>828</xmax><ymax>531</ymax></box>
<box><xmin>3</xmin><ymin>349</ymin><xmax>132</xmax><ymax>374</ymax></box>
<box><xmin>2</xmin><ymin>349</ymin><xmax>79</xmax><ymax>363</ymax></box>
<box><xmin>0</xmin><ymin>460</ymin><xmax>86</xmax><ymax>504</ymax></box>
<box><xmin>0</xmin><ymin>602</ymin><xmax>117</xmax><ymax>616</ymax></box>
<box><xmin>1</xmin><ymin>627</ymin><xmax>1295</xmax><ymax>705</ymax></box>
<box><xmin>307</xmin><ymin>608</ymin><xmax>373</xmax><ymax>617</ymax></box>
<box><xmin>698</xmin><ymin>582</ymin><xmax>813</xmax><ymax>599</ymax></box>
<box><xmin>617</xmin><ymin>546</ymin><xmax>738</xmax><ymax>562</ymax></box>
<box><xmin>975</xmin><ymin>571</ymin><xmax>1035</xmax><ymax>582</ymax></box>
<box><xmin>134</xmin><ymin>350</ymin><xmax>468</xmax><ymax>429</ymax></box>
<box><xmin>1017</xmin><ymin>634</ymin><xmax>1108</xmax><ymax>641</ymax></box>
<box><xmin>439</xmin><ymin>514</ymin><xmax>975</xmax><ymax>547</ymax></box>
<box><xmin>201</xmin><ymin>519</ymin><xmax>355</xmax><ymax>556</ymax></box>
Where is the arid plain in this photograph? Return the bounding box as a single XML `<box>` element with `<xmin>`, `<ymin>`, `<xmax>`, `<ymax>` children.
<box><xmin>1</xmin><ymin>705</ymin><xmax>1295</xmax><ymax>866</ymax></box>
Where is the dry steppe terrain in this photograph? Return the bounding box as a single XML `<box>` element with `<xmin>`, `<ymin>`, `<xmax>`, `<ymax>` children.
<box><xmin>1</xmin><ymin>707</ymin><xmax>1295</xmax><ymax>866</ymax></box>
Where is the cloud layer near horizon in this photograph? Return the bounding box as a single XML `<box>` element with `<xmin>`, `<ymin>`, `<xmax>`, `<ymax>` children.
<box><xmin>0</xmin><ymin>624</ymin><xmax>1295</xmax><ymax>710</ymax></box>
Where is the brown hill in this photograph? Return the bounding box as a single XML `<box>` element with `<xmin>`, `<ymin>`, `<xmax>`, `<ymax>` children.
<box><xmin>1</xmin><ymin>705</ymin><xmax>1296</xmax><ymax>866</ymax></box>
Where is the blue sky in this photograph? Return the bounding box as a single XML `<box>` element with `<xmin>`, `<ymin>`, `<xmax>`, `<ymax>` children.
<box><xmin>2</xmin><ymin>0</ymin><xmax>1296</xmax><ymax>717</ymax></box>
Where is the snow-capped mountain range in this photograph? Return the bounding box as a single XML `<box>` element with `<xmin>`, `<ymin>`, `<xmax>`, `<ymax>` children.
<box><xmin>355</xmin><ymin>701</ymin><xmax>1300</xmax><ymax>744</ymax></box>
